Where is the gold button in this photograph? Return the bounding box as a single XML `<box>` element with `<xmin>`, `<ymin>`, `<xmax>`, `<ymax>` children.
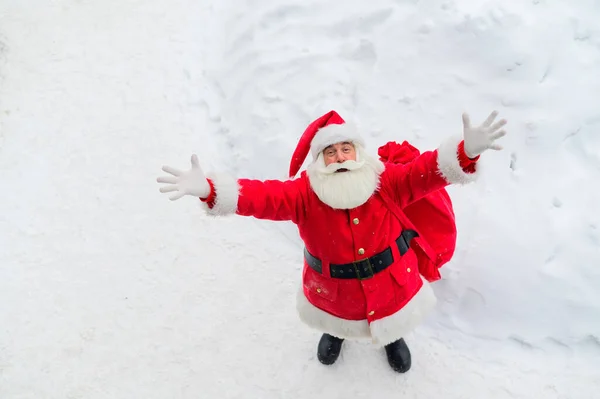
<box><xmin>353</xmin><ymin>218</ymin><xmax>359</xmax><ymax>225</ymax></box>
<box><xmin>368</xmin><ymin>310</ymin><xmax>375</xmax><ymax>316</ymax></box>
<box><xmin>316</xmin><ymin>288</ymin><xmax>322</xmax><ymax>293</ymax></box>
<box><xmin>358</xmin><ymin>248</ymin><xmax>365</xmax><ymax>255</ymax></box>
<box><xmin>407</xmin><ymin>268</ymin><xmax>411</xmax><ymax>273</ymax></box>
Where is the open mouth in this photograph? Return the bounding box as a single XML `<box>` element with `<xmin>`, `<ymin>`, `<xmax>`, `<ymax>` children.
<box><xmin>335</xmin><ymin>168</ymin><xmax>349</xmax><ymax>173</ymax></box>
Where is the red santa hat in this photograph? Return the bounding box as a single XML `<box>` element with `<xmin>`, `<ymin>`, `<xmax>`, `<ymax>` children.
<box><xmin>288</xmin><ymin>110</ymin><xmax>365</xmax><ymax>178</ymax></box>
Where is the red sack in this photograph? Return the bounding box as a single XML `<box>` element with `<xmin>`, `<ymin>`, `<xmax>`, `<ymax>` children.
<box><xmin>378</xmin><ymin>141</ymin><xmax>457</xmax><ymax>281</ymax></box>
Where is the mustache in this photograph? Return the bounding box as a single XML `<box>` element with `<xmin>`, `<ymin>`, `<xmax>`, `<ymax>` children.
<box><xmin>320</xmin><ymin>159</ymin><xmax>365</xmax><ymax>175</ymax></box>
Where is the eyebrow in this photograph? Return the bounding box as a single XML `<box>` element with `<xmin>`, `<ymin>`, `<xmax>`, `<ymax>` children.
<box><xmin>324</xmin><ymin>142</ymin><xmax>353</xmax><ymax>151</ymax></box>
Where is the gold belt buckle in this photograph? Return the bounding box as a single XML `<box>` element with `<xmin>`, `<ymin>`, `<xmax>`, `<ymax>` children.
<box><xmin>352</xmin><ymin>258</ymin><xmax>375</xmax><ymax>280</ymax></box>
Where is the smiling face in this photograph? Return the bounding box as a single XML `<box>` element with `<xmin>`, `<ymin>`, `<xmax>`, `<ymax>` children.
<box><xmin>307</xmin><ymin>142</ymin><xmax>385</xmax><ymax>210</ymax></box>
<box><xmin>322</xmin><ymin>142</ymin><xmax>357</xmax><ymax>168</ymax></box>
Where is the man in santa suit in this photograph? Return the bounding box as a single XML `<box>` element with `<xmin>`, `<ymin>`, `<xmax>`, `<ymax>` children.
<box><xmin>157</xmin><ymin>110</ymin><xmax>507</xmax><ymax>373</ymax></box>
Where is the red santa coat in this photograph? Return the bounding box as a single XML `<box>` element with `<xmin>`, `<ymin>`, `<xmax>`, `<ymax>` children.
<box><xmin>201</xmin><ymin>135</ymin><xmax>479</xmax><ymax>346</ymax></box>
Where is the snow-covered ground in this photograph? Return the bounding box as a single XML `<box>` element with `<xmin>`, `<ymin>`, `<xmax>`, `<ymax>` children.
<box><xmin>1</xmin><ymin>0</ymin><xmax>599</xmax><ymax>398</ymax></box>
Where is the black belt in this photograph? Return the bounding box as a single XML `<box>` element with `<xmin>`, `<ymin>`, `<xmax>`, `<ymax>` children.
<box><xmin>304</xmin><ymin>229</ymin><xmax>419</xmax><ymax>280</ymax></box>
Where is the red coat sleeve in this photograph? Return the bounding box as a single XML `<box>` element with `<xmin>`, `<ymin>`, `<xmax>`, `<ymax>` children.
<box><xmin>201</xmin><ymin>174</ymin><xmax>307</xmax><ymax>224</ymax></box>
<box><xmin>383</xmin><ymin>137</ymin><xmax>479</xmax><ymax>207</ymax></box>
<box><xmin>236</xmin><ymin>178</ymin><xmax>307</xmax><ymax>223</ymax></box>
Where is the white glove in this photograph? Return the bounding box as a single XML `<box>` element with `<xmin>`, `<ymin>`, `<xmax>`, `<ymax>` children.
<box><xmin>462</xmin><ymin>110</ymin><xmax>507</xmax><ymax>158</ymax></box>
<box><xmin>157</xmin><ymin>154</ymin><xmax>211</xmax><ymax>201</ymax></box>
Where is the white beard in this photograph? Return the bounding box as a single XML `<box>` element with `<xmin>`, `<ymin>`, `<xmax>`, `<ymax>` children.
<box><xmin>306</xmin><ymin>146</ymin><xmax>385</xmax><ymax>210</ymax></box>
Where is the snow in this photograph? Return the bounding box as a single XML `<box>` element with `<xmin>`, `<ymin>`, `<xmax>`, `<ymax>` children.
<box><xmin>1</xmin><ymin>0</ymin><xmax>599</xmax><ymax>398</ymax></box>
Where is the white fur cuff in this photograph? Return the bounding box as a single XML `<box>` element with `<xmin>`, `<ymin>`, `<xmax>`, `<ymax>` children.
<box><xmin>436</xmin><ymin>135</ymin><xmax>480</xmax><ymax>185</ymax></box>
<box><xmin>201</xmin><ymin>172</ymin><xmax>240</xmax><ymax>216</ymax></box>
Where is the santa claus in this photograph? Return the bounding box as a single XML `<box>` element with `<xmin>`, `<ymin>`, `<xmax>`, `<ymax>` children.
<box><xmin>156</xmin><ymin>110</ymin><xmax>507</xmax><ymax>373</ymax></box>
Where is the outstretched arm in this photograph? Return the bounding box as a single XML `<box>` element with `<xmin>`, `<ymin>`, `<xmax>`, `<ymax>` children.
<box><xmin>385</xmin><ymin>110</ymin><xmax>507</xmax><ymax>207</ymax></box>
<box><xmin>157</xmin><ymin>155</ymin><xmax>306</xmax><ymax>223</ymax></box>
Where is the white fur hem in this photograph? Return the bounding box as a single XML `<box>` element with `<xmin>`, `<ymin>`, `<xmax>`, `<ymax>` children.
<box><xmin>296</xmin><ymin>288</ymin><xmax>371</xmax><ymax>339</ymax></box>
<box><xmin>310</xmin><ymin>122</ymin><xmax>366</xmax><ymax>159</ymax></box>
<box><xmin>369</xmin><ymin>279</ymin><xmax>437</xmax><ymax>347</ymax></box>
<box><xmin>296</xmin><ymin>279</ymin><xmax>436</xmax><ymax>345</ymax></box>
<box><xmin>201</xmin><ymin>172</ymin><xmax>239</xmax><ymax>216</ymax></box>
<box><xmin>437</xmin><ymin>135</ymin><xmax>479</xmax><ymax>185</ymax></box>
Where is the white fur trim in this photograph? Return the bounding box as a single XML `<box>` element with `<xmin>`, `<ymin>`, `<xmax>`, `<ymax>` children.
<box><xmin>201</xmin><ymin>172</ymin><xmax>239</xmax><ymax>216</ymax></box>
<box><xmin>369</xmin><ymin>278</ymin><xmax>437</xmax><ymax>347</ymax></box>
<box><xmin>296</xmin><ymin>288</ymin><xmax>371</xmax><ymax>339</ymax></box>
<box><xmin>436</xmin><ymin>135</ymin><xmax>480</xmax><ymax>185</ymax></box>
<box><xmin>310</xmin><ymin>122</ymin><xmax>366</xmax><ymax>159</ymax></box>
<box><xmin>296</xmin><ymin>279</ymin><xmax>436</xmax><ymax>345</ymax></box>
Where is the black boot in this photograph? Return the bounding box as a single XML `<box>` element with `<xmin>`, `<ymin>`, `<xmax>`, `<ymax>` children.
<box><xmin>384</xmin><ymin>338</ymin><xmax>411</xmax><ymax>373</ymax></box>
<box><xmin>317</xmin><ymin>333</ymin><xmax>344</xmax><ymax>365</ymax></box>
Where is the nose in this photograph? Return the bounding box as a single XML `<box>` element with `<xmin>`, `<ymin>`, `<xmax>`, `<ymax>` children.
<box><xmin>335</xmin><ymin>150</ymin><xmax>347</xmax><ymax>162</ymax></box>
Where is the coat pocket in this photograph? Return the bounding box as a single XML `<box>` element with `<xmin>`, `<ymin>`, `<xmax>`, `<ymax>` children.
<box><xmin>389</xmin><ymin>250</ymin><xmax>419</xmax><ymax>287</ymax></box>
<box><xmin>389</xmin><ymin>250</ymin><xmax>422</xmax><ymax>306</ymax></box>
<box><xmin>303</xmin><ymin>265</ymin><xmax>339</xmax><ymax>302</ymax></box>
